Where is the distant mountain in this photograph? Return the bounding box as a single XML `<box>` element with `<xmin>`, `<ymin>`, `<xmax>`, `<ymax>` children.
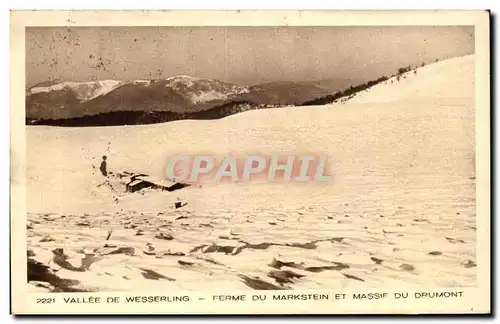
<box><xmin>304</xmin><ymin>78</ymin><xmax>358</xmax><ymax>93</ymax></box>
<box><xmin>242</xmin><ymin>81</ymin><xmax>330</xmax><ymax>106</ymax></box>
<box><xmin>25</xmin><ymin>75</ymin><xmax>348</xmax><ymax>126</ymax></box>
<box><xmin>27</xmin><ymin>80</ymin><xmax>124</xmax><ymax>102</ymax></box>
<box><xmin>26</xmin><ymin>76</ymin><xmax>251</xmax><ymax>120</ymax></box>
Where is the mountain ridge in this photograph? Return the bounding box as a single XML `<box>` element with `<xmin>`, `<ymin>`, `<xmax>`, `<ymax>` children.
<box><xmin>26</xmin><ymin>75</ymin><xmax>335</xmax><ymax>121</ymax></box>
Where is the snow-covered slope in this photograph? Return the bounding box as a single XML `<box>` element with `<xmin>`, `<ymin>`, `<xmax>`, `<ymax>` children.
<box><xmin>346</xmin><ymin>55</ymin><xmax>474</xmax><ymax>104</ymax></box>
<box><xmin>28</xmin><ymin>80</ymin><xmax>124</xmax><ymax>102</ymax></box>
<box><xmin>25</xmin><ymin>55</ymin><xmax>476</xmax><ymax>292</ymax></box>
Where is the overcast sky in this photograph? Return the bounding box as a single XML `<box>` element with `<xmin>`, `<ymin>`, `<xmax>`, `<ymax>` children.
<box><xmin>26</xmin><ymin>26</ymin><xmax>474</xmax><ymax>88</ymax></box>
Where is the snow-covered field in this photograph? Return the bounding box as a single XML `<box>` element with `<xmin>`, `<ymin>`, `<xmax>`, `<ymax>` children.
<box><xmin>26</xmin><ymin>55</ymin><xmax>476</xmax><ymax>292</ymax></box>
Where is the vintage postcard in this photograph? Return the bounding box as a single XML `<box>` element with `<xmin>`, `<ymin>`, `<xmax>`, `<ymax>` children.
<box><xmin>10</xmin><ymin>10</ymin><xmax>490</xmax><ymax>315</ymax></box>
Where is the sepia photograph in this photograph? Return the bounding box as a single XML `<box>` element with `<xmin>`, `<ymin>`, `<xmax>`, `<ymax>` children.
<box><xmin>10</xmin><ymin>10</ymin><xmax>490</xmax><ymax>315</ymax></box>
